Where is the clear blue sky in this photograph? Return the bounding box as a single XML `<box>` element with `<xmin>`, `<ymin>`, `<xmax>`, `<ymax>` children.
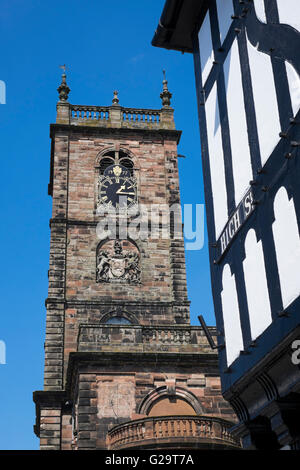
<box><xmin>0</xmin><ymin>0</ymin><xmax>214</xmax><ymax>449</ymax></box>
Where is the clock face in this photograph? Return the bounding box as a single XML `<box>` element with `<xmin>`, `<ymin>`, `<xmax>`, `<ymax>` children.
<box><xmin>98</xmin><ymin>164</ymin><xmax>137</xmax><ymax>210</ymax></box>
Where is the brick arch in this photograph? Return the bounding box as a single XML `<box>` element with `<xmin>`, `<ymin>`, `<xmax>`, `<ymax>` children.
<box><xmin>138</xmin><ymin>386</ymin><xmax>202</xmax><ymax>416</ymax></box>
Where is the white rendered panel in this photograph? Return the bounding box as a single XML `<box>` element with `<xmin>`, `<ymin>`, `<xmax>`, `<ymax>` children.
<box><xmin>206</xmin><ymin>82</ymin><xmax>228</xmax><ymax>237</ymax></box>
<box><xmin>277</xmin><ymin>0</ymin><xmax>300</xmax><ymax>32</ymax></box>
<box><xmin>243</xmin><ymin>229</ymin><xmax>272</xmax><ymax>340</ymax></box>
<box><xmin>253</xmin><ymin>0</ymin><xmax>267</xmax><ymax>23</ymax></box>
<box><xmin>272</xmin><ymin>187</ymin><xmax>300</xmax><ymax>308</ymax></box>
<box><xmin>221</xmin><ymin>264</ymin><xmax>244</xmax><ymax>366</ymax></box>
<box><xmin>216</xmin><ymin>0</ymin><xmax>233</xmax><ymax>44</ymax></box>
<box><xmin>199</xmin><ymin>11</ymin><xmax>214</xmax><ymax>85</ymax></box>
<box><xmin>246</xmin><ymin>33</ymin><xmax>281</xmax><ymax>165</ymax></box>
<box><xmin>224</xmin><ymin>38</ymin><xmax>252</xmax><ymax>203</ymax></box>
<box><xmin>286</xmin><ymin>61</ymin><xmax>300</xmax><ymax>117</ymax></box>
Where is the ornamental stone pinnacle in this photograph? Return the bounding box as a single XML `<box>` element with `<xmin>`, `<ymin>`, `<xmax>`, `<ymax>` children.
<box><xmin>57</xmin><ymin>70</ymin><xmax>70</xmax><ymax>102</ymax></box>
<box><xmin>160</xmin><ymin>70</ymin><xmax>172</xmax><ymax>108</ymax></box>
<box><xmin>112</xmin><ymin>90</ymin><xmax>119</xmax><ymax>105</ymax></box>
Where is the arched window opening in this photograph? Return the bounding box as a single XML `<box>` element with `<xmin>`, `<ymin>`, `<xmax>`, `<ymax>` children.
<box><xmin>119</xmin><ymin>158</ymin><xmax>134</xmax><ymax>175</ymax></box>
<box><xmin>105</xmin><ymin>316</ymin><xmax>132</xmax><ymax>325</ymax></box>
<box><xmin>99</xmin><ymin>155</ymin><xmax>114</xmax><ymax>174</ymax></box>
<box><xmin>98</xmin><ymin>150</ymin><xmax>134</xmax><ymax>176</ymax></box>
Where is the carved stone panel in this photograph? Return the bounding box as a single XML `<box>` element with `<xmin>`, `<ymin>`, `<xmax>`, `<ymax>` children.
<box><xmin>96</xmin><ymin>239</ymin><xmax>141</xmax><ymax>284</ymax></box>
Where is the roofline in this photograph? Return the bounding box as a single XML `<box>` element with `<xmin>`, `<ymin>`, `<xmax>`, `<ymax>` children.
<box><xmin>151</xmin><ymin>0</ymin><xmax>209</xmax><ymax>52</ymax></box>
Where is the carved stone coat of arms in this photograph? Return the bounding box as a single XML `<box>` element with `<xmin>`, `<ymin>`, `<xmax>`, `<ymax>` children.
<box><xmin>96</xmin><ymin>240</ymin><xmax>140</xmax><ymax>284</ymax></box>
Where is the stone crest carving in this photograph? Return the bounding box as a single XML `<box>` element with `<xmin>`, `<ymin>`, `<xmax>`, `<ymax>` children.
<box><xmin>96</xmin><ymin>240</ymin><xmax>141</xmax><ymax>284</ymax></box>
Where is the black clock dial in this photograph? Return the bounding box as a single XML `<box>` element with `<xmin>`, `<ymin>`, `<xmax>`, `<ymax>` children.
<box><xmin>98</xmin><ymin>164</ymin><xmax>137</xmax><ymax>209</ymax></box>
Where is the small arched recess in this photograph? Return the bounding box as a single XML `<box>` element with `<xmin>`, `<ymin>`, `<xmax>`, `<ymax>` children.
<box><xmin>138</xmin><ymin>386</ymin><xmax>202</xmax><ymax>417</ymax></box>
<box><xmin>100</xmin><ymin>310</ymin><xmax>139</xmax><ymax>325</ymax></box>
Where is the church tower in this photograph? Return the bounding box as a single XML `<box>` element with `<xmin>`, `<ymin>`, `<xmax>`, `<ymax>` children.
<box><xmin>33</xmin><ymin>73</ymin><xmax>239</xmax><ymax>450</ymax></box>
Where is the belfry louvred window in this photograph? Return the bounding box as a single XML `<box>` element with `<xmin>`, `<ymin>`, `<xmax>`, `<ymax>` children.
<box><xmin>99</xmin><ymin>150</ymin><xmax>134</xmax><ymax>176</ymax></box>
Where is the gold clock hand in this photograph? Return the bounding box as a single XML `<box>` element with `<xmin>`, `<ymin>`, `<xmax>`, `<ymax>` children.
<box><xmin>116</xmin><ymin>185</ymin><xmax>126</xmax><ymax>194</ymax></box>
<box><xmin>117</xmin><ymin>192</ymin><xmax>136</xmax><ymax>195</ymax></box>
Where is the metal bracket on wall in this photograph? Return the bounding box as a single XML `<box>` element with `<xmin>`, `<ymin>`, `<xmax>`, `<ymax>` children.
<box><xmin>198</xmin><ymin>315</ymin><xmax>224</xmax><ymax>351</ymax></box>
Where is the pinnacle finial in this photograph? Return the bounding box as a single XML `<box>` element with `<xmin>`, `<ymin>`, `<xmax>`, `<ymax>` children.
<box><xmin>160</xmin><ymin>70</ymin><xmax>172</xmax><ymax>107</ymax></box>
<box><xmin>112</xmin><ymin>90</ymin><xmax>119</xmax><ymax>105</ymax></box>
<box><xmin>57</xmin><ymin>65</ymin><xmax>70</xmax><ymax>102</ymax></box>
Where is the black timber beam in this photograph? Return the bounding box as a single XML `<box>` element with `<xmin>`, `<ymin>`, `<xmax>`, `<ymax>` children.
<box><xmin>151</xmin><ymin>0</ymin><xmax>210</xmax><ymax>52</ymax></box>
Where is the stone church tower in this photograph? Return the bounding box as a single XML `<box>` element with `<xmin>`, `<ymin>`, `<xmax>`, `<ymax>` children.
<box><xmin>33</xmin><ymin>73</ymin><xmax>239</xmax><ymax>450</ymax></box>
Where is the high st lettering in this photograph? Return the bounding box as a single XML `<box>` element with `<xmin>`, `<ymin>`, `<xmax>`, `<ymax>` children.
<box><xmin>232</xmin><ymin>209</ymin><xmax>241</xmax><ymax>231</ymax></box>
<box><xmin>220</xmin><ymin>210</ymin><xmax>240</xmax><ymax>254</ymax></box>
<box><xmin>244</xmin><ymin>192</ymin><xmax>253</xmax><ymax>216</ymax></box>
<box><xmin>220</xmin><ymin>231</ymin><xmax>227</xmax><ymax>254</ymax></box>
<box><xmin>217</xmin><ymin>189</ymin><xmax>254</xmax><ymax>257</ymax></box>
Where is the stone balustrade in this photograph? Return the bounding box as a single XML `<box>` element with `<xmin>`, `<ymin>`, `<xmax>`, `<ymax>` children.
<box><xmin>122</xmin><ymin>108</ymin><xmax>161</xmax><ymax>128</ymax></box>
<box><xmin>142</xmin><ymin>327</ymin><xmax>191</xmax><ymax>344</ymax></box>
<box><xmin>107</xmin><ymin>415</ymin><xmax>241</xmax><ymax>450</ymax></box>
<box><xmin>77</xmin><ymin>324</ymin><xmax>217</xmax><ymax>354</ymax></box>
<box><xmin>65</xmin><ymin>104</ymin><xmax>174</xmax><ymax>130</ymax></box>
<box><xmin>71</xmin><ymin>105</ymin><xmax>110</xmax><ymax>122</ymax></box>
